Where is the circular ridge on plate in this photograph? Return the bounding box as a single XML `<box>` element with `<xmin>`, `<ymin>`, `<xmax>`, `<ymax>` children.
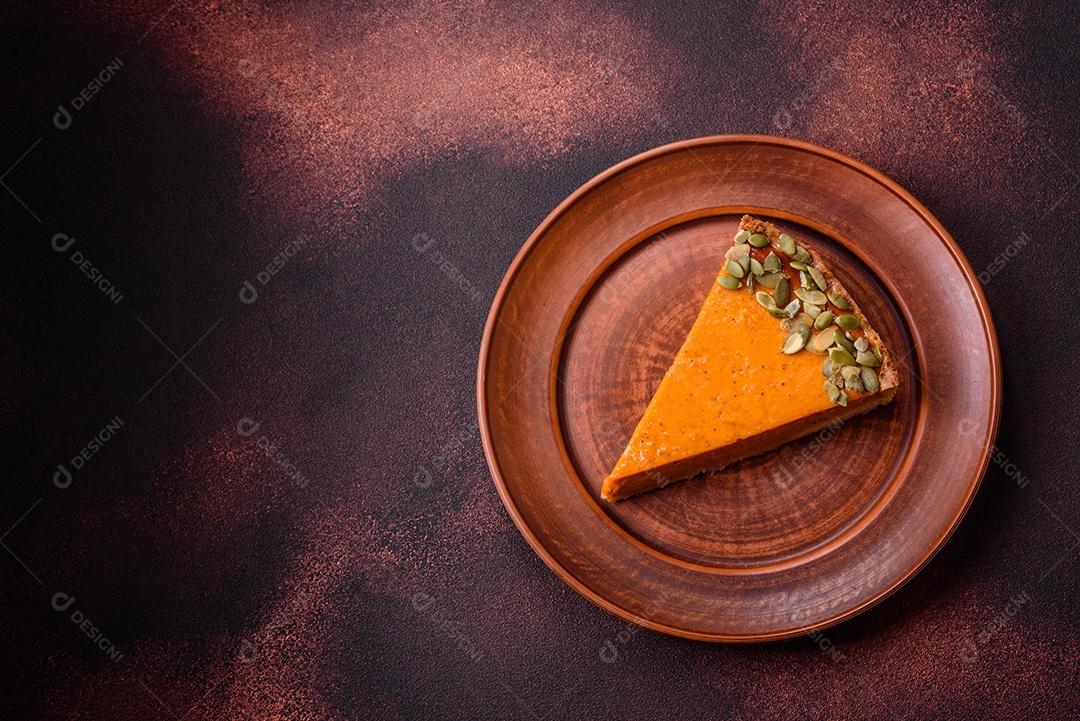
<box><xmin>553</xmin><ymin>213</ymin><xmax>920</xmax><ymax>573</ymax></box>
<box><xmin>477</xmin><ymin>135</ymin><xmax>1001</xmax><ymax>641</ymax></box>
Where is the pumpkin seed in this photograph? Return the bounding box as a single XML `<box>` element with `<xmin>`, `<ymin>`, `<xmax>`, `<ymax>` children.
<box><xmin>845</xmin><ymin>373</ymin><xmax>864</xmax><ymax>392</ymax></box>
<box><xmin>808</xmin><ymin>266</ymin><xmax>827</xmax><ymax>291</ymax></box>
<box><xmin>782</xmin><ymin>328</ymin><xmax>807</xmax><ymax>354</ymax></box>
<box><xmin>774</xmin><ymin>276</ymin><xmax>791</xmax><ymax>307</ymax></box>
<box><xmin>791</xmin><ymin>312</ymin><xmax>816</xmax><ymax>329</ymax></box>
<box><xmin>873</xmin><ymin>345</ymin><xmax>883</xmax><ymax>364</ymax></box>
<box><xmin>812</xmin><ymin>326</ymin><xmax>838</xmax><ymax>353</ymax></box>
<box><xmin>822</xmin><ymin>357</ymin><xmax>836</xmax><ymax>377</ymax></box>
<box><xmin>748</xmin><ymin>233</ymin><xmax>770</xmax><ymax>248</ymax></box>
<box><xmin>755</xmin><ymin>291</ymin><xmax>776</xmax><ymax>309</ymax></box>
<box><xmin>854</xmin><ymin>337</ymin><xmax>869</xmax><ymax>352</ymax></box>
<box><xmin>861</xmin><ymin>366</ymin><xmax>880</xmax><ymax>393</ymax></box>
<box><xmin>799</xmin><ymin>270</ymin><xmax>811</xmax><ymax>289</ymax></box>
<box><xmin>734</xmin><ymin>229</ymin><xmax>751</xmax><ymax>244</ymax></box>
<box><xmin>749</xmin><ymin>258</ymin><xmax>764</xmax><ymax>276</ymax></box>
<box><xmin>837</xmin><ymin>389</ymin><xmax>848</xmax><ymax>406</ymax></box>
<box><xmin>804</xmin><ymin>303</ymin><xmax>823</xmax><ymax>319</ymax></box>
<box><xmin>767</xmin><ymin>307</ymin><xmax>790</xmax><ymax>319</ymax></box>
<box><xmin>827</xmin><ymin>292</ymin><xmax>851</xmax><ymax>310</ymax></box>
<box><xmin>793</xmin><ymin>246</ymin><xmax>812</xmax><ymax>264</ymax></box>
<box><xmin>856</xmin><ymin>350</ymin><xmax>880</xmax><ymax>367</ymax></box>
<box><xmin>763</xmin><ymin>252</ymin><xmax>782</xmax><ymax>272</ymax></box>
<box><xmin>806</xmin><ymin>336</ymin><xmax>829</xmax><ymax>355</ymax></box>
<box><xmin>739</xmin><ymin>254</ymin><xmax>751</xmax><ymax>273</ymax></box>
<box><xmin>835</xmin><ymin>332</ymin><xmax>857</xmax><ymax>355</ymax></box>
<box><xmin>835</xmin><ymin>313</ymin><xmax>861</xmax><ymax>330</ymax></box>
<box><xmin>726</xmin><ymin>243</ymin><xmax>750</xmax><ymax>260</ymax></box>
<box><xmin>859</xmin><ymin>366</ymin><xmax>876</xmax><ymax>395</ymax></box>
<box><xmin>829</xmin><ymin>347</ymin><xmax>856</xmax><ymax>366</ymax></box>
<box><xmin>794</xmin><ymin>287</ymin><xmax>827</xmax><ymax>305</ymax></box>
<box><xmin>757</xmin><ymin>272</ymin><xmax>781</xmax><ymax>288</ymax></box>
<box><xmin>718</xmin><ymin>274</ymin><xmax>741</xmax><ymax>290</ymax></box>
<box><xmin>840</xmin><ymin>365</ymin><xmax>861</xmax><ymax>381</ymax></box>
<box><xmin>726</xmin><ymin>260</ymin><xmax>745</xmax><ymax>278</ymax></box>
<box><xmin>783</xmin><ymin>299</ymin><xmax>801</xmax><ymax>318</ymax></box>
<box><xmin>779</xmin><ymin>233</ymin><xmax>797</xmax><ymax>256</ymax></box>
<box><xmin>824</xmin><ymin>380</ymin><xmax>841</xmax><ymax>403</ymax></box>
<box><xmin>814</xmin><ymin>310</ymin><xmax>834</xmax><ymax>330</ymax></box>
<box><xmin>790</xmin><ymin>261</ymin><xmax>809</xmax><ymax>271</ymax></box>
<box><xmin>747</xmin><ymin>274</ymin><xmax>756</xmax><ymax>291</ymax></box>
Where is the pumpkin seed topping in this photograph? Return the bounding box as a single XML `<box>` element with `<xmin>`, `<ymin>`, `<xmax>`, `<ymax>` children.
<box><xmin>835</xmin><ymin>314</ymin><xmax>861</xmax><ymax>330</ymax></box>
<box><xmin>718</xmin><ymin>275</ymin><xmax>741</xmax><ymax>290</ymax></box>
<box><xmin>794</xmin><ymin>288</ymin><xmax>827</xmax><ymax>305</ymax></box>
<box><xmin>827</xmin><ymin>292</ymin><xmax>851</xmax><ymax>310</ymax></box>
<box><xmin>721</xmin><ymin>225</ymin><xmax>888</xmax><ymax>405</ymax></box>
<box><xmin>824</xmin><ymin>381</ymin><xmax>841</xmax><ymax>403</ymax></box>
<box><xmin>774</xmin><ymin>276</ymin><xmax>792</xmax><ymax>308</ymax></box>
<box><xmin>861</xmin><ymin>366</ymin><xmax>880</xmax><ymax>393</ymax></box>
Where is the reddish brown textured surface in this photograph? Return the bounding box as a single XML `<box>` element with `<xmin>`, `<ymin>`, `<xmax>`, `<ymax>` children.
<box><xmin>1</xmin><ymin>1</ymin><xmax>1077</xmax><ymax>719</ymax></box>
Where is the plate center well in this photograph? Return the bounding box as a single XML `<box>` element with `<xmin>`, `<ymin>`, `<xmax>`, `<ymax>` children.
<box><xmin>556</xmin><ymin>213</ymin><xmax>917</xmax><ymax>569</ymax></box>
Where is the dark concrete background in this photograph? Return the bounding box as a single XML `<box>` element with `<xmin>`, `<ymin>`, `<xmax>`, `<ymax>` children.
<box><xmin>2</xmin><ymin>1</ymin><xmax>1077</xmax><ymax>718</ymax></box>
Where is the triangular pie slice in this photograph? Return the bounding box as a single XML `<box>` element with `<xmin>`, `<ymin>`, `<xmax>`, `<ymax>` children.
<box><xmin>601</xmin><ymin>215</ymin><xmax>899</xmax><ymax>501</ymax></box>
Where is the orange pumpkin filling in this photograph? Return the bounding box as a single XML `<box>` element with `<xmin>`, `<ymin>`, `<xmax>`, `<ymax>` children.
<box><xmin>601</xmin><ymin>215</ymin><xmax>898</xmax><ymax>501</ymax></box>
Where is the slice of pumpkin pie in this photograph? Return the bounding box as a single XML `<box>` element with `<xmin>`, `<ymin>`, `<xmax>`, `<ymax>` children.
<box><xmin>600</xmin><ymin>215</ymin><xmax>899</xmax><ymax>501</ymax></box>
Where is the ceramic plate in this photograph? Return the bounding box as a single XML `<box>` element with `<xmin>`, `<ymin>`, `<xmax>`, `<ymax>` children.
<box><xmin>477</xmin><ymin>135</ymin><xmax>1001</xmax><ymax>641</ymax></box>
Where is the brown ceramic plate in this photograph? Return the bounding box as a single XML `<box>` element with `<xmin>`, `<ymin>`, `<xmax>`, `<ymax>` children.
<box><xmin>477</xmin><ymin>135</ymin><xmax>1001</xmax><ymax>642</ymax></box>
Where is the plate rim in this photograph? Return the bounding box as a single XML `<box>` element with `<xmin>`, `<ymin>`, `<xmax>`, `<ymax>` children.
<box><xmin>476</xmin><ymin>134</ymin><xmax>1002</xmax><ymax>642</ymax></box>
